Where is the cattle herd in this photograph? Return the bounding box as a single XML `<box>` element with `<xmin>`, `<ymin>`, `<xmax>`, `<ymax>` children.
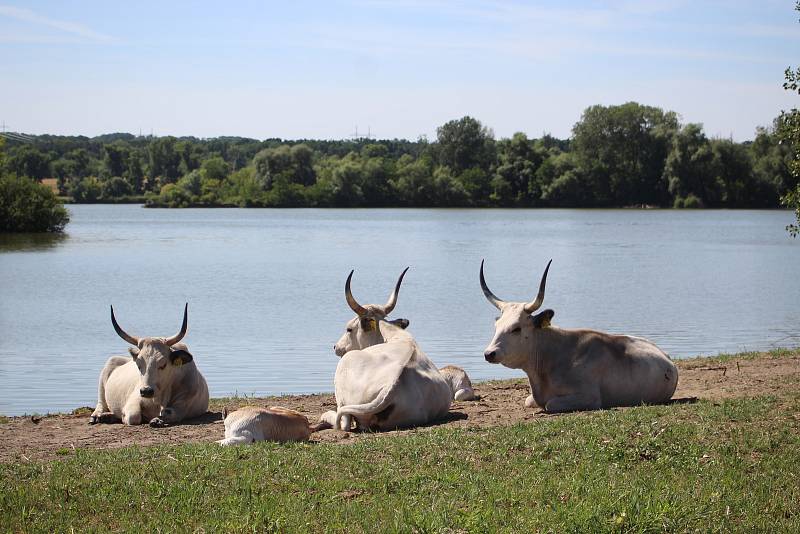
<box><xmin>89</xmin><ymin>261</ymin><xmax>679</xmax><ymax>445</ymax></box>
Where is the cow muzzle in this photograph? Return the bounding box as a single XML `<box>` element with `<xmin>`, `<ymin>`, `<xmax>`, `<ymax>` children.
<box><xmin>484</xmin><ymin>349</ymin><xmax>498</xmax><ymax>363</ymax></box>
<box><xmin>139</xmin><ymin>386</ymin><xmax>155</xmax><ymax>398</ymax></box>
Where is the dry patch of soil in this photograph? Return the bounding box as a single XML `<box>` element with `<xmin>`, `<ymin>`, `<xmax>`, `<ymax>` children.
<box><xmin>1</xmin><ymin>354</ymin><xmax>798</xmax><ymax>463</ymax></box>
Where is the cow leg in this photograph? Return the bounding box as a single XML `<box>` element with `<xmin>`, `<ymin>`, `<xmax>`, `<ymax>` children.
<box><xmin>339</xmin><ymin>414</ymin><xmax>353</xmax><ymax>431</ymax></box>
<box><xmin>90</xmin><ymin>412</ymin><xmax>120</xmax><ymax>424</ymax></box>
<box><xmin>319</xmin><ymin>410</ymin><xmax>338</xmax><ymax>428</ymax></box>
<box><xmin>89</xmin><ymin>356</ymin><xmax>129</xmax><ymax>424</ymax></box>
<box><xmin>217</xmin><ymin>427</ymin><xmax>256</xmax><ymax>446</ymax></box>
<box><xmin>149</xmin><ymin>405</ymin><xmax>182</xmax><ymax>428</ymax></box>
<box><xmin>544</xmin><ymin>393</ymin><xmax>602</xmax><ymax>414</ymax></box>
<box><xmin>122</xmin><ymin>397</ymin><xmax>143</xmax><ymax>425</ymax></box>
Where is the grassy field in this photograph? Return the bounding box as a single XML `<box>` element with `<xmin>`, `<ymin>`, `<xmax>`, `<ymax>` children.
<box><xmin>1</xmin><ymin>353</ymin><xmax>799</xmax><ymax>532</ymax></box>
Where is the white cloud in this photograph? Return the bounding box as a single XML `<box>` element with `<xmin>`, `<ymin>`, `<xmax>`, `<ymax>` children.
<box><xmin>0</xmin><ymin>5</ymin><xmax>111</xmax><ymax>42</ymax></box>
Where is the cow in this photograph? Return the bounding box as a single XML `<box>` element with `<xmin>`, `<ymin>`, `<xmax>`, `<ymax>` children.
<box><xmin>89</xmin><ymin>304</ymin><xmax>209</xmax><ymax>427</ymax></box>
<box><xmin>322</xmin><ymin>268</ymin><xmax>453</xmax><ymax>431</ymax></box>
<box><xmin>480</xmin><ymin>260</ymin><xmax>678</xmax><ymax>413</ymax></box>
<box><xmin>218</xmin><ymin>406</ymin><xmax>331</xmax><ymax>445</ymax></box>
<box><xmin>439</xmin><ymin>365</ymin><xmax>476</xmax><ymax>401</ymax></box>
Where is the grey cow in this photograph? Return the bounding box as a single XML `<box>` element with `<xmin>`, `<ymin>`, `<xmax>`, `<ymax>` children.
<box><xmin>89</xmin><ymin>304</ymin><xmax>209</xmax><ymax>427</ymax></box>
<box><xmin>480</xmin><ymin>260</ymin><xmax>678</xmax><ymax>413</ymax></box>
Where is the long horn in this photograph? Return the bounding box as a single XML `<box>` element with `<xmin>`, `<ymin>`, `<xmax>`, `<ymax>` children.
<box><xmin>345</xmin><ymin>270</ymin><xmax>368</xmax><ymax>316</ymax></box>
<box><xmin>110</xmin><ymin>305</ymin><xmax>139</xmax><ymax>346</ymax></box>
<box><xmin>381</xmin><ymin>267</ymin><xmax>409</xmax><ymax>315</ymax></box>
<box><xmin>523</xmin><ymin>260</ymin><xmax>552</xmax><ymax>313</ymax></box>
<box><xmin>479</xmin><ymin>260</ymin><xmax>505</xmax><ymax>310</ymax></box>
<box><xmin>164</xmin><ymin>303</ymin><xmax>189</xmax><ymax>346</ymax></box>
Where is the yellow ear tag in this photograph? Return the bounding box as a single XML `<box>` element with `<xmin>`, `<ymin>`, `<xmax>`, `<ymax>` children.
<box><xmin>364</xmin><ymin>318</ymin><xmax>377</xmax><ymax>332</ymax></box>
<box><xmin>541</xmin><ymin>318</ymin><xmax>551</xmax><ymax>328</ymax></box>
<box><xmin>173</xmin><ymin>357</ymin><xmax>184</xmax><ymax>367</ymax></box>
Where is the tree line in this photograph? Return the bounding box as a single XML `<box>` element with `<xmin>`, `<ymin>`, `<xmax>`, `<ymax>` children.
<box><xmin>1</xmin><ymin>101</ymin><xmax>796</xmax><ymax>210</ymax></box>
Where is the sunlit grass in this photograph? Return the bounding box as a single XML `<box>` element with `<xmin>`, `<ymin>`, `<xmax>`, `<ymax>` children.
<box><xmin>2</xmin><ymin>393</ymin><xmax>798</xmax><ymax>532</ymax></box>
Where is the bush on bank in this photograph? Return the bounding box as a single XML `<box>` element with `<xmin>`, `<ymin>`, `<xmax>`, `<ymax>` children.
<box><xmin>0</xmin><ymin>173</ymin><xmax>69</xmax><ymax>232</ymax></box>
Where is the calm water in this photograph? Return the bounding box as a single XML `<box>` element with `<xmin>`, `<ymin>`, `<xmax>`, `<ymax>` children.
<box><xmin>1</xmin><ymin>205</ymin><xmax>798</xmax><ymax>415</ymax></box>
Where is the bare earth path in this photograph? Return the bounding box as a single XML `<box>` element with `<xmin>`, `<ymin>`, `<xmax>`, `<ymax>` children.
<box><xmin>1</xmin><ymin>353</ymin><xmax>798</xmax><ymax>463</ymax></box>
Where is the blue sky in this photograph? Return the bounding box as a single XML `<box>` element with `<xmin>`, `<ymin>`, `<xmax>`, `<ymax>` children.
<box><xmin>1</xmin><ymin>1</ymin><xmax>798</xmax><ymax>141</ymax></box>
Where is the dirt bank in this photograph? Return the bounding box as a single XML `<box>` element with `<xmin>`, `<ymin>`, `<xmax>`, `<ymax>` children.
<box><xmin>1</xmin><ymin>352</ymin><xmax>798</xmax><ymax>463</ymax></box>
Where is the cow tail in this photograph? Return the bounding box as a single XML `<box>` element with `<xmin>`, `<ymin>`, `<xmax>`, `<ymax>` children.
<box><xmin>334</xmin><ymin>384</ymin><xmax>394</xmax><ymax>430</ymax></box>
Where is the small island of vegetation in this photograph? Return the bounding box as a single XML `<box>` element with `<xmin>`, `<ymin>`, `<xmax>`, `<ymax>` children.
<box><xmin>0</xmin><ymin>138</ymin><xmax>69</xmax><ymax>233</ymax></box>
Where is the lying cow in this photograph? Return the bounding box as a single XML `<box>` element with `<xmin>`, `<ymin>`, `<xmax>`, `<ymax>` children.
<box><xmin>322</xmin><ymin>268</ymin><xmax>452</xmax><ymax>431</ymax></box>
<box><xmin>218</xmin><ymin>406</ymin><xmax>331</xmax><ymax>445</ymax></box>
<box><xmin>439</xmin><ymin>365</ymin><xmax>476</xmax><ymax>401</ymax></box>
<box><xmin>480</xmin><ymin>260</ymin><xmax>678</xmax><ymax>413</ymax></box>
<box><xmin>89</xmin><ymin>304</ymin><xmax>209</xmax><ymax>427</ymax></box>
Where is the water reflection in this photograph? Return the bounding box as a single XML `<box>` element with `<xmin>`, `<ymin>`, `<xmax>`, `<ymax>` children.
<box><xmin>0</xmin><ymin>232</ymin><xmax>67</xmax><ymax>252</ymax></box>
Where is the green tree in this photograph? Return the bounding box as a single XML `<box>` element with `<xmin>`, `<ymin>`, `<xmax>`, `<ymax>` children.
<box><xmin>6</xmin><ymin>146</ymin><xmax>51</xmax><ymax>181</ymax></box>
<box><xmin>201</xmin><ymin>156</ymin><xmax>229</xmax><ymax>182</ymax></box>
<box><xmin>391</xmin><ymin>154</ymin><xmax>436</xmax><ymax>206</ymax></box>
<box><xmin>148</xmin><ymin>137</ymin><xmax>181</xmax><ymax>185</ymax></box>
<box><xmin>253</xmin><ymin>144</ymin><xmax>315</xmax><ymax>189</ymax></box>
<box><xmin>126</xmin><ymin>151</ymin><xmax>146</xmax><ymax>194</ymax></box>
<box><xmin>0</xmin><ymin>139</ymin><xmax>69</xmax><ymax>232</ymax></box>
<box><xmin>103</xmin><ymin>142</ymin><xmax>130</xmax><ymax>178</ymax></box>
<box><xmin>436</xmin><ymin>116</ymin><xmax>496</xmax><ymax>174</ymax></box>
<box><xmin>751</xmin><ymin>126</ymin><xmax>793</xmax><ymax>197</ymax></box>
<box><xmin>779</xmin><ymin>2</ymin><xmax>800</xmax><ymax>236</ymax></box>
<box><xmin>710</xmin><ymin>139</ymin><xmax>768</xmax><ymax>207</ymax></box>
<box><xmin>663</xmin><ymin>123</ymin><xmax>720</xmax><ymax>207</ymax></box>
<box><xmin>572</xmin><ymin>102</ymin><xmax>678</xmax><ymax>206</ymax></box>
<box><xmin>493</xmin><ymin>132</ymin><xmax>546</xmax><ymax>204</ymax></box>
<box><xmin>70</xmin><ymin>176</ymin><xmax>102</xmax><ymax>203</ymax></box>
<box><xmin>101</xmin><ymin>176</ymin><xmax>133</xmax><ymax>199</ymax></box>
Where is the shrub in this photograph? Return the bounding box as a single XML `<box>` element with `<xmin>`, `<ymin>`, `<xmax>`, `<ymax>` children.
<box><xmin>0</xmin><ymin>173</ymin><xmax>70</xmax><ymax>232</ymax></box>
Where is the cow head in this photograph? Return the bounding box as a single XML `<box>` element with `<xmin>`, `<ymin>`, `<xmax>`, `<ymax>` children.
<box><xmin>110</xmin><ymin>303</ymin><xmax>194</xmax><ymax>399</ymax></box>
<box><xmin>480</xmin><ymin>260</ymin><xmax>553</xmax><ymax>369</ymax></box>
<box><xmin>334</xmin><ymin>268</ymin><xmax>410</xmax><ymax>357</ymax></box>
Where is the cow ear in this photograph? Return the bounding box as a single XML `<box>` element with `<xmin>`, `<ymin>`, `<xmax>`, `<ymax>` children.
<box><xmin>128</xmin><ymin>347</ymin><xmax>140</xmax><ymax>358</ymax></box>
<box><xmin>531</xmin><ymin>309</ymin><xmax>555</xmax><ymax>328</ymax></box>
<box><xmin>388</xmin><ymin>318</ymin><xmax>410</xmax><ymax>329</ymax></box>
<box><xmin>170</xmin><ymin>349</ymin><xmax>193</xmax><ymax>367</ymax></box>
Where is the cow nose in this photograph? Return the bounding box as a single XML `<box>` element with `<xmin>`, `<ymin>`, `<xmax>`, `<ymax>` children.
<box><xmin>484</xmin><ymin>350</ymin><xmax>496</xmax><ymax>362</ymax></box>
<box><xmin>139</xmin><ymin>386</ymin><xmax>154</xmax><ymax>398</ymax></box>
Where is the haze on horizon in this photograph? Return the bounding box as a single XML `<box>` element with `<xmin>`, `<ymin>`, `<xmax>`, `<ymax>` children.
<box><xmin>1</xmin><ymin>0</ymin><xmax>798</xmax><ymax>142</ymax></box>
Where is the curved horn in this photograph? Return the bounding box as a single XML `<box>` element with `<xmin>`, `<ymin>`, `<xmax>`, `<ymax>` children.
<box><xmin>381</xmin><ymin>267</ymin><xmax>409</xmax><ymax>315</ymax></box>
<box><xmin>479</xmin><ymin>259</ymin><xmax>505</xmax><ymax>310</ymax></box>
<box><xmin>164</xmin><ymin>303</ymin><xmax>189</xmax><ymax>346</ymax></box>
<box><xmin>345</xmin><ymin>270</ymin><xmax>368</xmax><ymax>316</ymax></box>
<box><xmin>110</xmin><ymin>305</ymin><xmax>139</xmax><ymax>346</ymax></box>
<box><xmin>523</xmin><ymin>260</ymin><xmax>552</xmax><ymax>314</ymax></box>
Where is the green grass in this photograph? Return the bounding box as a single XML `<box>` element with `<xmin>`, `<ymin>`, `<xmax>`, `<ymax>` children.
<box><xmin>2</xmin><ymin>393</ymin><xmax>799</xmax><ymax>532</ymax></box>
<box><xmin>682</xmin><ymin>346</ymin><xmax>799</xmax><ymax>364</ymax></box>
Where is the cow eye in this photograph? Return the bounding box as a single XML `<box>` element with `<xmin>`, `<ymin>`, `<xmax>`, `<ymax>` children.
<box><xmin>511</xmin><ymin>326</ymin><xmax>522</xmax><ymax>334</ymax></box>
<box><xmin>158</xmin><ymin>364</ymin><xmax>167</xmax><ymax>370</ymax></box>
<box><xmin>347</xmin><ymin>328</ymin><xmax>353</xmax><ymax>333</ymax></box>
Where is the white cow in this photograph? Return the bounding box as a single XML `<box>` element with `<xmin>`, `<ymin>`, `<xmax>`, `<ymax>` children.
<box><xmin>218</xmin><ymin>406</ymin><xmax>331</xmax><ymax>445</ymax></box>
<box><xmin>438</xmin><ymin>365</ymin><xmax>476</xmax><ymax>401</ymax></box>
<box><xmin>89</xmin><ymin>304</ymin><xmax>209</xmax><ymax>427</ymax></box>
<box><xmin>480</xmin><ymin>260</ymin><xmax>678</xmax><ymax>413</ymax></box>
<box><xmin>322</xmin><ymin>268</ymin><xmax>453</xmax><ymax>431</ymax></box>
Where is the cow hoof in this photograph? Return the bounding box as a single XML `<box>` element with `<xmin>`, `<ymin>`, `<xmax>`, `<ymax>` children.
<box><xmin>88</xmin><ymin>416</ymin><xmax>99</xmax><ymax>425</ymax></box>
<box><xmin>149</xmin><ymin>417</ymin><xmax>168</xmax><ymax>428</ymax></box>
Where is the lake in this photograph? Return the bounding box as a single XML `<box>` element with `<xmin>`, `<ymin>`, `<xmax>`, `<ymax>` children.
<box><xmin>1</xmin><ymin>205</ymin><xmax>798</xmax><ymax>416</ymax></box>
